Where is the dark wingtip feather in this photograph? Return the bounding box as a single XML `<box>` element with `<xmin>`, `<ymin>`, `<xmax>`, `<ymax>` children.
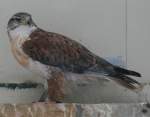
<box><xmin>130</xmin><ymin>71</ymin><xmax>141</xmax><ymax>77</ymax></box>
<box><xmin>114</xmin><ymin>66</ymin><xmax>142</xmax><ymax>77</ymax></box>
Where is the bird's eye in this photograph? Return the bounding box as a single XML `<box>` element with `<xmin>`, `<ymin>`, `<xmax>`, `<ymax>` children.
<box><xmin>15</xmin><ymin>17</ymin><xmax>21</xmax><ymax>22</ymax></box>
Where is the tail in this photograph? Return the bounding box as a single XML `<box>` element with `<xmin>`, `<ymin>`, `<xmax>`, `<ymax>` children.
<box><xmin>110</xmin><ymin>74</ymin><xmax>143</xmax><ymax>91</ymax></box>
<box><xmin>95</xmin><ymin>57</ymin><xmax>142</xmax><ymax>90</ymax></box>
<box><xmin>113</xmin><ymin>66</ymin><xmax>141</xmax><ymax>77</ymax></box>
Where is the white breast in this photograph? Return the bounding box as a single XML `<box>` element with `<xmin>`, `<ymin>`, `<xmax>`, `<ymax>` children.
<box><xmin>8</xmin><ymin>25</ymin><xmax>37</xmax><ymax>40</ymax></box>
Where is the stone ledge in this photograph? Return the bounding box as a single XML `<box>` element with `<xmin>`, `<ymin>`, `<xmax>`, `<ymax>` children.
<box><xmin>0</xmin><ymin>103</ymin><xmax>75</xmax><ymax>117</ymax></box>
<box><xmin>0</xmin><ymin>103</ymin><xmax>149</xmax><ymax>117</ymax></box>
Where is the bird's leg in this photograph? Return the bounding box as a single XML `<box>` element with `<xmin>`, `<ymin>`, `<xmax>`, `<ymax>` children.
<box><xmin>47</xmin><ymin>72</ymin><xmax>65</xmax><ymax>102</ymax></box>
<box><xmin>47</xmin><ymin>71</ymin><xmax>65</xmax><ymax>102</ymax></box>
<box><xmin>37</xmin><ymin>71</ymin><xmax>66</xmax><ymax>111</ymax></box>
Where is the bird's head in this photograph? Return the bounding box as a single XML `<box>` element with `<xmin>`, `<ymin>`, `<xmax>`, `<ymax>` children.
<box><xmin>7</xmin><ymin>12</ymin><xmax>37</xmax><ymax>32</ymax></box>
<box><xmin>7</xmin><ymin>12</ymin><xmax>37</xmax><ymax>40</ymax></box>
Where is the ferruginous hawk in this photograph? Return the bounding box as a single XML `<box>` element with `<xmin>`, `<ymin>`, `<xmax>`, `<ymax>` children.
<box><xmin>7</xmin><ymin>12</ymin><xmax>142</xmax><ymax>102</ymax></box>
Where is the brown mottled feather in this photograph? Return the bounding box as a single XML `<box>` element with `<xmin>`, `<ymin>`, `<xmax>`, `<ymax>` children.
<box><xmin>22</xmin><ymin>29</ymin><xmax>99</xmax><ymax>73</ymax></box>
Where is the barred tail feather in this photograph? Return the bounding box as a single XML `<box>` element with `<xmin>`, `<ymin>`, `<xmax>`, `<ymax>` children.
<box><xmin>110</xmin><ymin>74</ymin><xmax>143</xmax><ymax>91</ymax></box>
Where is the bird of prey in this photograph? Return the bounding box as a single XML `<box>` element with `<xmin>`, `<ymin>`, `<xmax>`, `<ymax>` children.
<box><xmin>7</xmin><ymin>12</ymin><xmax>142</xmax><ymax>102</ymax></box>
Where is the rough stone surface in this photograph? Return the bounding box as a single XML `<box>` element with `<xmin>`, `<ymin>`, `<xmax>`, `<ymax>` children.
<box><xmin>0</xmin><ymin>103</ymin><xmax>76</xmax><ymax>117</ymax></box>
<box><xmin>76</xmin><ymin>103</ymin><xmax>150</xmax><ymax>117</ymax></box>
<box><xmin>0</xmin><ymin>103</ymin><xmax>149</xmax><ymax>117</ymax></box>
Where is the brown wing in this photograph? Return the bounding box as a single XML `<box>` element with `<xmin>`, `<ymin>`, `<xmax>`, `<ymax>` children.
<box><xmin>22</xmin><ymin>29</ymin><xmax>97</xmax><ymax>73</ymax></box>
